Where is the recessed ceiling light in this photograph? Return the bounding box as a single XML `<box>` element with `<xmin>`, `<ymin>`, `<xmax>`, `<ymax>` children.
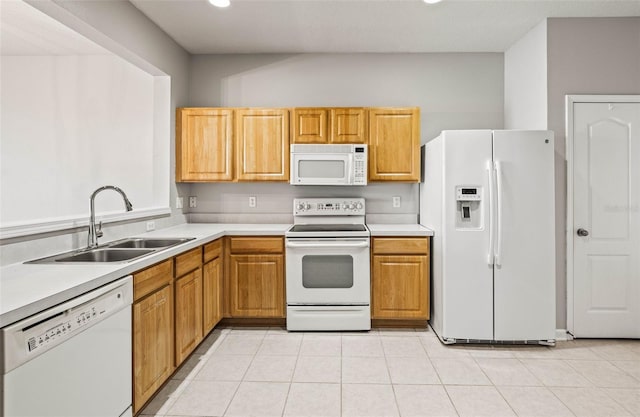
<box><xmin>208</xmin><ymin>0</ymin><xmax>230</xmax><ymax>8</ymax></box>
<box><xmin>423</xmin><ymin>0</ymin><xmax>443</xmax><ymax>4</ymax></box>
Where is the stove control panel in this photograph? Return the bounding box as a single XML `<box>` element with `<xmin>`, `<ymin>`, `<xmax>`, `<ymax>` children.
<box><xmin>293</xmin><ymin>198</ymin><xmax>365</xmax><ymax>216</ymax></box>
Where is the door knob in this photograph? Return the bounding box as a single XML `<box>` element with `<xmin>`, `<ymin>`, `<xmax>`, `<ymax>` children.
<box><xmin>577</xmin><ymin>228</ymin><xmax>589</xmax><ymax>237</ymax></box>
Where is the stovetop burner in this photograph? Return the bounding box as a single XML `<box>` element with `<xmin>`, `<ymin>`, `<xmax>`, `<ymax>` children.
<box><xmin>288</xmin><ymin>224</ymin><xmax>368</xmax><ymax>233</ymax></box>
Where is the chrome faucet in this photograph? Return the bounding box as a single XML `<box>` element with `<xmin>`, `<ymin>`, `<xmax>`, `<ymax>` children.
<box><xmin>88</xmin><ymin>185</ymin><xmax>133</xmax><ymax>248</ymax></box>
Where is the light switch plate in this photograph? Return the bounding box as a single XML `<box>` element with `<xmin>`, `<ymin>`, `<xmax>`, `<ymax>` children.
<box><xmin>249</xmin><ymin>196</ymin><xmax>257</xmax><ymax>208</ymax></box>
<box><xmin>392</xmin><ymin>196</ymin><xmax>401</xmax><ymax>208</ymax></box>
<box><xmin>176</xmin><ymin>197</ymin><xmax>183</xmax><ymax>209</ymax></box>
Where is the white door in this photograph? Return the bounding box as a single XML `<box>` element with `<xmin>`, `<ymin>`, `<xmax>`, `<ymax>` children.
<box><xmin>572</xmin><ymin>100</ymin><xmax>640</xmax><ymax>338</ymax></box>
<box><xmin>493</xmin><ymin>131</ymin><xmax>556</xmax><ymax>341</ymax></box>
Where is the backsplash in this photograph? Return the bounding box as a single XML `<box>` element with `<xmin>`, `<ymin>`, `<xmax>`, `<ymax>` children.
<box><xmin>188</xmin><ymin>182</ymin><xmax>418</xmax><ymax>224</ymax></box>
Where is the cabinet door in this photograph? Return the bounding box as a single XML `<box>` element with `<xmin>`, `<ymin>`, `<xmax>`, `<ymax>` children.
<box><xmin>229</xmin><ymin>254</ymin><xmax>284</xmax><ymax>318</ymax></box>
<box><xmin>175</xmin><ymin>269</ymin><xmax>203</xmax><ymax>364</ymax></box>
<box><xmin>292</xmin><ymin>108</ymin><xmax>328</xmax><ymax>144</ymax></box>
<box><xmin>372</xmin><ymin>255</ymin><xmax>429</xmax><ymax>319</ymax></box>
<box><xmin>176</xmin><ymin>108</ymin><xmax>233</xmax><ymax>182</ymax></box>
<box><xmin>235</xmin><ymin>109</ymin><xmax>289</xmax><ymax>181</ymax></box>
<box><xmin>368</xmin><ymin>107</ymin><xmax>420</xmax><ymax>181</ymax></box>
<box><xmin>331</xmin><ymin>108</ymin><xmax>367</xmax><ymax>144</ymax></box>
<box><xmin>203</xmin><ymin>256</ymin><xmax>223</xmax><ymax>334</ymax></box>
<box><xmin>133</xmin><ymin>284</ymin><xmax>174</xmax><ymax>414</ymax></box>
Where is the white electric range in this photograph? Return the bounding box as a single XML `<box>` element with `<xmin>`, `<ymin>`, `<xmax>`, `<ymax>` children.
<box><xmin>285</xmin><ymin>198</ymin><xmax>371</xmax><ymax>331</ymax></box>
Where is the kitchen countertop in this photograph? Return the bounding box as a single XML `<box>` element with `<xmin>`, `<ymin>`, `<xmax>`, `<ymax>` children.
<box><xmin>367</xmin><ymin>224</ymin><xmax>434</xmax><ymax>236</ymax></box>
<box><xmin>0</xmin><ymin>223</ymin><xmax>290</xmax><ymax>328</ymax></box>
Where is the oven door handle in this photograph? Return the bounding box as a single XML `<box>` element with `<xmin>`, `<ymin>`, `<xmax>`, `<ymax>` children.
<box><xmin>286</xmin><ymin>241</ymin><xmax>370</xmax><ymax>249</ymax></box>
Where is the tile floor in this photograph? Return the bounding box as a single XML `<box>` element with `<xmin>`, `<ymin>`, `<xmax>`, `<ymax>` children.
<box><xmin>140</xmin><ymin>327</ymin><xmax>640</xmax><ymax>417</ymax></box>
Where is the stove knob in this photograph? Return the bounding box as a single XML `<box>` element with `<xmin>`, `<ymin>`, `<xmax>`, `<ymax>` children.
<box><xmin>349</xmin><ymin>203</ymin><xmax>356</xmax><ymax>210</ymax></box>
<box><xmin>296</xmin><ymin>203</ymin><xmax>305</xmax><ymax>211</ymax></box>
<box><xmin>341</xmin><ymin>203</ymin><xmax>348</xmax><ymax>210</ymax></box>
<box><xmin>305</xmin><ymin>203</ymin><xmax>312</xmax><ymax>210</ymax></box>
<box><xmin>355</xmin><ymin>202</ymin><xmax>363</xmax><ymax>210</ymax></box>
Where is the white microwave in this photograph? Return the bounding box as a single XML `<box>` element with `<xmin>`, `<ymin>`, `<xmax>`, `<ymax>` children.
<box><xmin>290</xmin><ymin>144</ymin><xmax>367</xmax><ymax>186</ymax></box>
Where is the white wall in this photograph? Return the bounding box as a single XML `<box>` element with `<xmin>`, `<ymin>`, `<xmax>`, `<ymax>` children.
<box><xmin>547</xmin><ymin>17</ymin><xmax>640</xmax><ymax>329</ymax></box>
<box><xmin>1</xmin><ymin>55</ymin><xmax>157</xmax><ymax>228</ymax></box>
<box><xmin>0</xmin><ymin>1</ymin><xmax>191</xmax><ymax>265</ymax></box>
<box><xmin>504</xmin><ymin>19</ymin><xmax>548</xmax><ymax>130</ymax></box>
<box><xmin>191</xmin><ymin>53</ymin><xmax>504</xmax><ymax>142</ymax></box>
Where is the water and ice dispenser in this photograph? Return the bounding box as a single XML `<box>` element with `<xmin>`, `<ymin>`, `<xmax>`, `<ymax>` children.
<box><xmin>455</xmin><ymin>186</ymin><xmax>482</xmax><ymax>229</ymax></box>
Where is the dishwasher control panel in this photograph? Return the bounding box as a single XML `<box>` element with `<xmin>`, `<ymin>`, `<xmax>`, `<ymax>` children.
<box><xmin>25</xmin><ymin>290</ymin><xmax>124</xmax><ymax>353</ymax></box>
<box><xmin>1</xmin><ymin>276</ymin><xmax>133</xmax><ymax>373</ymax></box>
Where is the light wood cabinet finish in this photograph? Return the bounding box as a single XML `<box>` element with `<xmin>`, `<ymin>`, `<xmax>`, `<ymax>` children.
<box><xmin>229</xmin><ymin>254</ymin><xmax>285</xmax><ymax>318</ymax></box>
<box><xmin>331</xmin><ymin>108</ymin><xmax>367</xmax><ymax>144</ymax></box>
<box><xmin>291</xmin><ymin>108</ymin><xmax>367</xmax><ymax>144</ymax></box>
<box><xmin>175</xmin><ymin>247</ymin><xmax>202</xmax><ymax>277</ymax></box>
<box><xmin>204</xmin><ymin>239</ymin><xmax>223</xmax><ymax>263</ymax></box>
<box><xmin>174</xmin><ymin>268</ymin><xmax>203</xmax><ymax>364</ymax></box>
<box><xmin>133</xmin><ymin>259</ymin><xmax>173</xmax><ymax>301</ymax></box>
<box><xmin>229</xmin><ymin>236</ymin><xmax>284</xmax><ymax>254</ymax></box>
<box><xmin>176</xmin><ymin>108</ymin><xmax>233</xmax><ymax>182</ymax></box>
<box><xmin>133</xmin><ymin>284</ymin><xmax>174</xmax><ymax>414</ymax></box>
<box><xmin>203</xmin><ymin>240</ymin><xmax>223</xmax><ymax>335</ymax></box>
<box><xmin>368</xmin><ymin>107</ymin><xmax>420</xmax><ymax>182</ymax></box>
<box><xmin>371</xmin><ymin>237</ymin><xmax>430</xmax><ymax>320</ymax></box>
<box><xmin>373</xmin><ymin>238</ymin><xmax>429</xmax><ymax>255</ymax></box>
<box><xmin>292</xmin><ymin>108</ymin><xmax>328</xmax><ymax>143</ymax></box>
<box><xmin>235</xmin><ymin>109</ymin><xmax>290</xmax><ymax>181</ymax></box>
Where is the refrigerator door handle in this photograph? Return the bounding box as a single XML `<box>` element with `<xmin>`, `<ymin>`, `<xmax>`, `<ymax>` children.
<box><xmin>494</xmin><ymin>160</ymin><xmax>503</xmax><ymax>266</ymax></box>
<box><xmin>486</xmin><ymin>161</ymin><xmax>495</xmax><ymax>265</ymax></box>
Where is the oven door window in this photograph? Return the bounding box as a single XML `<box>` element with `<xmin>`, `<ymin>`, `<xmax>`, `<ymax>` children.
<box><xmin>298</xmin><ymin>160</ymin><xmax>345</xmax><ymax>179</ymax></box>
<box><xmin>302</xmin><ymin>255</ymin><xmax>353</xmax><ymax>288</ymax></box>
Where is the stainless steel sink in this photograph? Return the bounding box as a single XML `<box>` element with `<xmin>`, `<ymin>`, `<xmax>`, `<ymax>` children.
<box><xmin>54</xmin><ymin>248</ymin><xmax>154</xmax><ymax>263</ymax></box>
<box><xmin>26</xmin><ymin>236</ymin><xmax>196</xmax><ymax>264</ymax></box>
<box><xmin>108</xmin><ymin>237</ymin><xmax>194</xmax><ymax>249</ymax></box>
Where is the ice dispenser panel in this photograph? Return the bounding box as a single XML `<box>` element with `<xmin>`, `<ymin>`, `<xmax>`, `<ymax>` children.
<box><xmin>456</xmin><ymin>186</ymin><xmax>482</xmax><ymax>229</ymax></box>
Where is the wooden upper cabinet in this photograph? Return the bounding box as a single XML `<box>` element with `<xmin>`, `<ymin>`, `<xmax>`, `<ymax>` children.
<box><xmin>330</xmin><ymin>108</ymin><xmax>367</xmax><ymax>144</ymax></box>
<box><xmin>176</xmin><ymin>108</ymin><xmax>233</xmax><ymax>182</ymax></box>
<box><xmin>235</xmin><ymin>108</ymin><xmax>290</xmax><ymax>181</ymax></box>
<box><xmin>292</xmin><ymin>108</ymin><xmax>328</xmax><ymax>143</ymax></box>
<box><xmin>368</xmin><ymin>107</ymin><xmax>420</xmax><ymax>182</ymax></box>
<box><xmin>292</xmin><ymin>108</ymin><xmax>367</xmax><ymax>144</ymax></box>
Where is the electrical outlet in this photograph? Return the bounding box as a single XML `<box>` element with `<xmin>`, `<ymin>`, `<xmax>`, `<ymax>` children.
<box><xmin>189</xmin><ymin>196</ymin><xmax>197</xmax><ymax>208</ymax></box>
<box><xmin>392</xmin><ymin>196</ymin><xmax>401</xmax><ymax>208</ymax></box>
<box><xmin>146</xmin><ymin>221</ymin><xmax>155</xmax><ymax>231</ymax></box>
<box><xmin>249</xmin><ymin>196</ymin><xmax>257</xmax><ymax>208</ymax></box>
<box><xmin>176</xmin><ymin>197</ymin><xmax>183</xmax><ymax>209</ymax></box>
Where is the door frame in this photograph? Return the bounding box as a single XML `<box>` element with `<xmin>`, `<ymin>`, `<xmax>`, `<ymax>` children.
<box><xmin>565</xmin><ymin>94</ymin><xmax>640</xmax><ymax>335</ymax></box>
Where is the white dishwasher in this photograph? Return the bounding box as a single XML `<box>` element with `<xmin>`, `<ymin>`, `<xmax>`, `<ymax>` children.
<box><xmin>1</xmin><ymin>276</ymin><xmax>133</xmax><ymax>417</ymax></box>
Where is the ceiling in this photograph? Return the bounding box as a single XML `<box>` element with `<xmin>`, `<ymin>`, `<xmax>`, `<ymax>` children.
<box><xmin>0</xmin><ymin>0</ymin><xmax>108</xmax><ymax>56</ymax></box>
<box><xmin>130</xmin><ymin>0</ymin><xmax>640</xmax><ymax>54</ymax></box>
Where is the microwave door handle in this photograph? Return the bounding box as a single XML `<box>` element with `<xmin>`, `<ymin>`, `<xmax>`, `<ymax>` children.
<box><xmin>346</xmin><ymin>154</ymin><xmax>354</xmax><ymax>184</ymax></box>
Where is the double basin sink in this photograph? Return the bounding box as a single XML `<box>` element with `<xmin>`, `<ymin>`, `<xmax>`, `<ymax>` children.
<box><xmin>28</xmin><ymin>237</ymin><xmax>196</xmax><ymax>264</ymax></box>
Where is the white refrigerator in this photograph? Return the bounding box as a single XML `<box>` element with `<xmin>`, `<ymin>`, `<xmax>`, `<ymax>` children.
<box><xmin>420</xmin><ymin>130</ymin><xmax>556</xmax><ymax>344</ymax></box>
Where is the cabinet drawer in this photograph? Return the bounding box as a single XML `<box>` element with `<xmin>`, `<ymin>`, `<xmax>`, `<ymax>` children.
<box><xmin>175</xmin><ymin>247</ymin><xmax>202</xmax><ymax>277</ymax></box>
<box><xmin>133</xmin><ymin>259</ymin><xmax>173</xmax><ymax>301</ymax></box>
<box><xmin>372</xmin><ymin>237</ymin><xmax>429</xmax><ymax>255</ymax></box>
<box><xmin>229</xmin><ymin>237</ymin><xmax>283</xmax><ymax>254</ymax></box>
<box><xmin>203</xmin><ymin>239</ymin><xmax>223</xmax><ymax>263</ymax></box>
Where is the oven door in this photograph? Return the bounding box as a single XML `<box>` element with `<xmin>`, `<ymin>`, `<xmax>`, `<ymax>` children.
<box><xmin>285</xmin><ymin>238</ymin><xmax>370</xmax><ymax>305</ymax></box>
<box><xmin>290</xmin><ymin>153</ymin><xmax>353</xmax><ymax>185</ymax></box>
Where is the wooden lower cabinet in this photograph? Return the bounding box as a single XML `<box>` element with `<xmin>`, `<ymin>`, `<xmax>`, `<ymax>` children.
<box><xmin>174</xmin><ymin>268</ymin><xmax>203</xmax><ymax>364</ymax></box>
<box><xmin>203</xmin><ymin>254</ymin><xmax>223</xmax><ymax>334</ymax></box>
<box><xmin>133</xmin><ymin>284</ymin><xmax>174</xmax><ymax>414</ymax></box>
<box><xmin>229</xmin><ymin>254</ymin><xmax>284</xmax><ymax>318</ymax></box>
<box><xmin>371</xmin><ymin>237</ymin><xmax>430</xmax><ymax>320</ymax></box>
